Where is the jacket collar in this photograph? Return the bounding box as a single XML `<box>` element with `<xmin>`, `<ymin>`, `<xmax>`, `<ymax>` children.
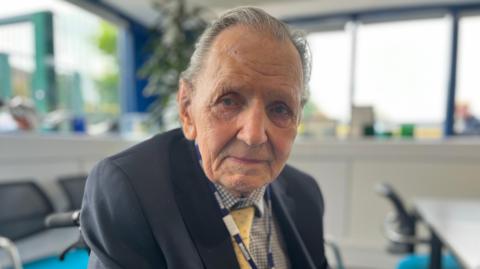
<box><xmin>271</xmin><ymin>176</ymin><xmax>318</xmax><ymax>269</ymax></box>
<box><xmin>170</xmin><ymin>137</ymin><xmax>240</xmax><ymax>269</ymax></box>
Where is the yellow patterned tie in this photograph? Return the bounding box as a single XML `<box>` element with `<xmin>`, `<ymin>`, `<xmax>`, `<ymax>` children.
<box><xmin>230</xmin><ymin>206</ymin><xmax>255</xmax><ymax>269</ymax></box>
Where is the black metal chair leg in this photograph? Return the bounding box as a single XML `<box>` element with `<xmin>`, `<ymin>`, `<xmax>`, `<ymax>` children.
<box><xmin>429</xmin><ymin>230</ymin><xmax>442</xmax><ymax>269</ymax></box>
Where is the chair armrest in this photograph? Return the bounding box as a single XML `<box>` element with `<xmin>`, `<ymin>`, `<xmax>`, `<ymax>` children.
<box><xmin>0</xmin><ymin>236</ymin><xmax>23</xmax><ymax>269</ymax></box>
<box><xmin>325</xmin><ymin>236</ymin><xmax>345</xmax><ymax>269</ymax></box>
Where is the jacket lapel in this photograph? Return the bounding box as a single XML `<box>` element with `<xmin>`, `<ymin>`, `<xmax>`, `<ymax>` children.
<box><xmin>271</xmin><ymin>176</ymin><xmax>318</xmax><ymax>269</ymax></box>
<box><xmin>170</xmin><ymin>138</ymin><xmax>240</xmax><ymax>269</ymax></box>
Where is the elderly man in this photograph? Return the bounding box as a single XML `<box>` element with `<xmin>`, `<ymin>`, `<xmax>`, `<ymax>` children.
<box><xmin>80</xmin><ymin>6</ymin><xmax>328</xmax><ymax>269</ymax></box>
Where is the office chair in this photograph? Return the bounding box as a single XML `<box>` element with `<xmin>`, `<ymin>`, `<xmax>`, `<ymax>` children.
<box><xmin>0</xmin><ymin>181</ymin><xmax>87</xmax><ymax>269</ymax></box>
<box><xmin>375</xmin><ymin>182</ymin><xmax>460</xmax><ymax>269</ymax></box>
<box><xmin>0</xmin><ymin>181</ymin><xmax>54</xmax><ymax>241</ymax></box>
<box><xmin>45</xmin><ymin>175</ymin><xmax>89</xmax><ymax>268</ymax></box>
<box><xmin>0</xmin><ymin>181</ymin><xmax>53</xmax><ymax>269</ymax></box>
<box><xmin>57</xmin><ymin>174</ymin><xmax>87</xmax><ymax>211</ymax></box>
<box><xmin>325</xmin><ymin>237</ymin><xmax>345</xmax><ymax>269</ymax></box>
<box><xmin>0</xmin><ymin>236</ymin><xmax>22</xmax><ymax>269</ymax></box>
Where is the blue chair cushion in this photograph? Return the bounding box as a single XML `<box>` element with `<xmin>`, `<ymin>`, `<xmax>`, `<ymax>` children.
<box><xmin>397</xmin><ymin>253</ymin><xmax>460</xmax><ymax>269</ymax></box>
<box><xmin>23</xmin><ymin>249</ymin><xmax>88</xmax><ymax>269</ymax></box>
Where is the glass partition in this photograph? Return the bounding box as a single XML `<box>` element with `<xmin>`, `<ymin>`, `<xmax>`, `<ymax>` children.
<box><xmin>303</xmin><ymin>28</ymin><xmax>352</xmax><ymax>138</ymax></box>
<box><xmin>455</xmin><ymin>14</ymin><xmax>480</xmax><ymax>135</ymax></box>
<box><xmin>354</xmin><ymin>17</ymin><xmax>451</xmax><ymax>138</ymax></box>
<box><xmin>0</xmin><ymin>0</ymin><xmax>120</xmax><ymax>134</ymax></box>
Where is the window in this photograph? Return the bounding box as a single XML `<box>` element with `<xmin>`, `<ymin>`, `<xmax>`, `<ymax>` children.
<box><xmin>0</xmin><ymin>0</ymin><xmax>121</xmax><ymax>134</ymax></box>
<box><xmin>304</xmin><ymin>16</ymin><xmax>452</xmax><ymax>139</ymax></box>
<box><xmin>354</xmin><ymin>17</ymin><xmax>451</xmax><ymax>138</ymax></box>
<box><xmin>303</xmin><ymin>27</ymin><xmax>352</xmax><ymax>137</ymax></box>
<box><xmin>54</xmin><ymin>8</ymin><xmax>120</xmax><ymax>128</ymax></box>
<box><xmin>455</xmin><ymin>14</ymin><xmax>480</xmax><ymax>135</ymax></box>
<box><xmin>0</xmin><ymin>23</ymin><xmax>34</xmax><ymax>98</ymax></box>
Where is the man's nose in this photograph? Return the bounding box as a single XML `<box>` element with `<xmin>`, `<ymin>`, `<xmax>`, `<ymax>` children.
<box><xmin>237</xmin><ymin>101</ymin><xmax>268</xmax><ymax>146</ymax></box>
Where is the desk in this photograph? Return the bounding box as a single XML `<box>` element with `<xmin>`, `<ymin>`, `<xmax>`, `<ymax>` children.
<box><xmin>414</xmin><ymin>199</ymin><xmax>480</xmax><ymax>269</ymax></box>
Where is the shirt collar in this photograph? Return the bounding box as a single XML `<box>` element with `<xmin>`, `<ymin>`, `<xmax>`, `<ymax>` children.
<box><xmin>214</xmin><ymin>183</ymin><xmax>266</xmax><ymax>217</ymax></box>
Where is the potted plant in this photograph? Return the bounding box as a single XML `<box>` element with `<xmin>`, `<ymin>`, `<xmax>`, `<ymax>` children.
<box><xmin>139</xmin><ymin>0</ymin><xmax>209</xmax><ymax>129</ymax></box>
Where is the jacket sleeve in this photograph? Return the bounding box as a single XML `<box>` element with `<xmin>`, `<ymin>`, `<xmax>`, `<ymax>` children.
<box><xmin>80</xmin><ymin>158</ymin><xmax>165</xmax><ymax>269</ymax></box>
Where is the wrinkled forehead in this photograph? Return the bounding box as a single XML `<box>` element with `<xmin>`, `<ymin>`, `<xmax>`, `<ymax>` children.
<box><xmin>196</xmin><ymin>25</ymin><xmax>304</xmax><ymax>98</ymax></box>
<box><xmin>215</xmin><ymin>25</ymin><xmax>300</xmax><ymax>67</ymax></box>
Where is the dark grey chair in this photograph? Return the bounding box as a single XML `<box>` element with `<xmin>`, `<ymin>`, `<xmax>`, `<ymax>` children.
<box><xmin>57</xmin><ymin>175</ymin><xmax>87</xmax><ymax>211</ymax></box>
<box><xmin>0</xmin><ymin>181</ymin><xmax>55</xmax><ymax>269</ymax></box>
<box><xmin>0</xmin><ymin>181</ymin><xmax>54</xmax><ymax>241</ymax></box>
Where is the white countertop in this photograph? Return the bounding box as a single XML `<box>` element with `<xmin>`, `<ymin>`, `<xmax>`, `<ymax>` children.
<box><xmin>415</xmin><ymin>199</ymin><xmax>480</xmax><ymax>269</ymax></box>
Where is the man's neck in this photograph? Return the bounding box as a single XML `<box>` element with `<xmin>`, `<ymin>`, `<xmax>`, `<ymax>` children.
<box><xmin>213</xmin><ymin>182</ymin><xmax>267</xmax><ymax>216</ymax></box>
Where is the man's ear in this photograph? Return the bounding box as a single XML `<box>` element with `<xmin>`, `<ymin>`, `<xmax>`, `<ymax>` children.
<box><xmin>177</xmin><ymin>79</ymin><xmax>196</xmax><ymax>140</ymax></box>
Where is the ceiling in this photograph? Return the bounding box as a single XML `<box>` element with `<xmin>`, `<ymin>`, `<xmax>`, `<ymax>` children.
<box><xmin>100</xmin><ymin>0</ymin><xmax>480</xmax><ymax>26</ymax></box>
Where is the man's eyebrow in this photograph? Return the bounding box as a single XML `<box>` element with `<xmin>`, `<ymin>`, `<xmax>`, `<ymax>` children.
<box><xmin>208</xmin><ymin>83</ymin><xmax>242</xmax><ymax>103</ymax></box>
<box><xmin>216</xmin><ymin>79</ymin><xmax>300</xmax><ymax>104</ymax></box>
<box><xmin>215</xmin><ymin>84</ymin><xmax>238</xmax><ymax>95</ymax></box>
<box><xmin>216</xmin><ymin>81</ymin><xmax>248</xmax><ymax>93</ymax></box>
<box><xmin>264</xmin><ymin>89</ymin><xmax>299</xmax><ymax>104</ymax></box>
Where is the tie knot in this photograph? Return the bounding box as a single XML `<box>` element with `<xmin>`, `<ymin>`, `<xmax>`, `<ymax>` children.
<box><xmin>231</xmin><ymin>206</ymin><xmax>255</xmax><ymax>227</ymax></box>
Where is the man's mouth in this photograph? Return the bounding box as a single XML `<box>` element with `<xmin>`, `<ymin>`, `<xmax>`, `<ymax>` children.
<box><xmin>228</xmin><ymin>156</ymin><xmax>267</xmax><ymax>164</ymax></box>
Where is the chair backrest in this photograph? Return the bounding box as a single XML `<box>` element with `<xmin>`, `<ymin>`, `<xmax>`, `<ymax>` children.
<box><xmin>58</xmin><ymin>175</ymin><xmax>87</xmax><ymax>211</ymax></box>
<box><xmin>0</xmin><ymin>181</ymin><xmax>54</xmax><ymax>241</ymax></box>
<box><xmin>375</xmin><ymin>182</ymin><xmax>417</xmax><ymax>254</ymax></box>
<box><xmin>375</xmin><ymin>182</ymin><xmax>412</xmax><ymax>227</ymax></box>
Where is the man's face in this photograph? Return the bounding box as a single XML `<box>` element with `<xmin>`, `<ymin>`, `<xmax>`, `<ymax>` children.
<box><xmin>178</xmin><ymin>25</ymin><xmax>303</xmax><ymax>196</ymax></box>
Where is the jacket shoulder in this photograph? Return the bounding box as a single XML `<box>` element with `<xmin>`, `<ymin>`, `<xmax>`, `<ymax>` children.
<box><xmin>108</xmin><ymin>128</ymin><xmax>184</xmax><ymax>164</ymax></box>
<box><xmin>279</xmin><ymin>164</ymin><xmax>325</xmax><ymax>212</ymax></box>
<box><xmin>281</xmin><ymin>164</ymin><xmax>319</xmax><ymax>189</ymax></box>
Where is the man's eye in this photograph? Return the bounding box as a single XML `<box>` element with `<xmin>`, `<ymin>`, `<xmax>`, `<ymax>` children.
<box><xmin>270</xmin><ymin>103</ymin><xmax>291</xmax><ymax>116</ymax></box>
<box><xmin>271</xmin><ymin>105</ymin><xmax>289</xmax><ymax>115</ymax></box>
<box><xmin>218</xmin><ymin>94</ymin><xmax>241</xmax><ymax>108</ymax></box>
<box><xmin>268</xmin><ymin>103</ymin><xmax>295</xmax><ymax>127</ymax></box>
<box><xmin>221</xmin><ymin>97</ymin><xmax>235</xmax><ymax>106</ymax></box>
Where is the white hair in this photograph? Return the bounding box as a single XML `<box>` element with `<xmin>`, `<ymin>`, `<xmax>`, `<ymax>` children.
<box><xmin>180</xmin><ymin>6</ymin><xmax>311</xmax><ymax>105</ymax></box>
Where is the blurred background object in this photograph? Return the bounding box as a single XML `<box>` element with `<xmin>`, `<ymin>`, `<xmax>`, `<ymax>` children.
<box><xmin>0</xmin><ymin>98</ymin><xmax>19</xmax><ymax>132</ymax></box>
<box><xmin>350</xmin><ymin>106</ymin><xmax>375</xmax><ymax>138</ymax></box>
<box><xmin>8</xmin><ymin>96</ymin><xmax>38</xmax><ymax>131</ymax></box>
<box><xmin>454</xmin><ymin>102</ymin><xmax>480</xmax><ymax>135</ymax></box>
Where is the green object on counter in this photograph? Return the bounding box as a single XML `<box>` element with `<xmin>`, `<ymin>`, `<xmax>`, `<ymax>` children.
<box><xmin>401</xmin><ymin>124</ymin><xmax>415</xmax><ymax>138</ymax></box>
<box><xmin>363</xmin><ymin>124</ymin><xmax>375</xmax><ymax>137</ymax></box>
